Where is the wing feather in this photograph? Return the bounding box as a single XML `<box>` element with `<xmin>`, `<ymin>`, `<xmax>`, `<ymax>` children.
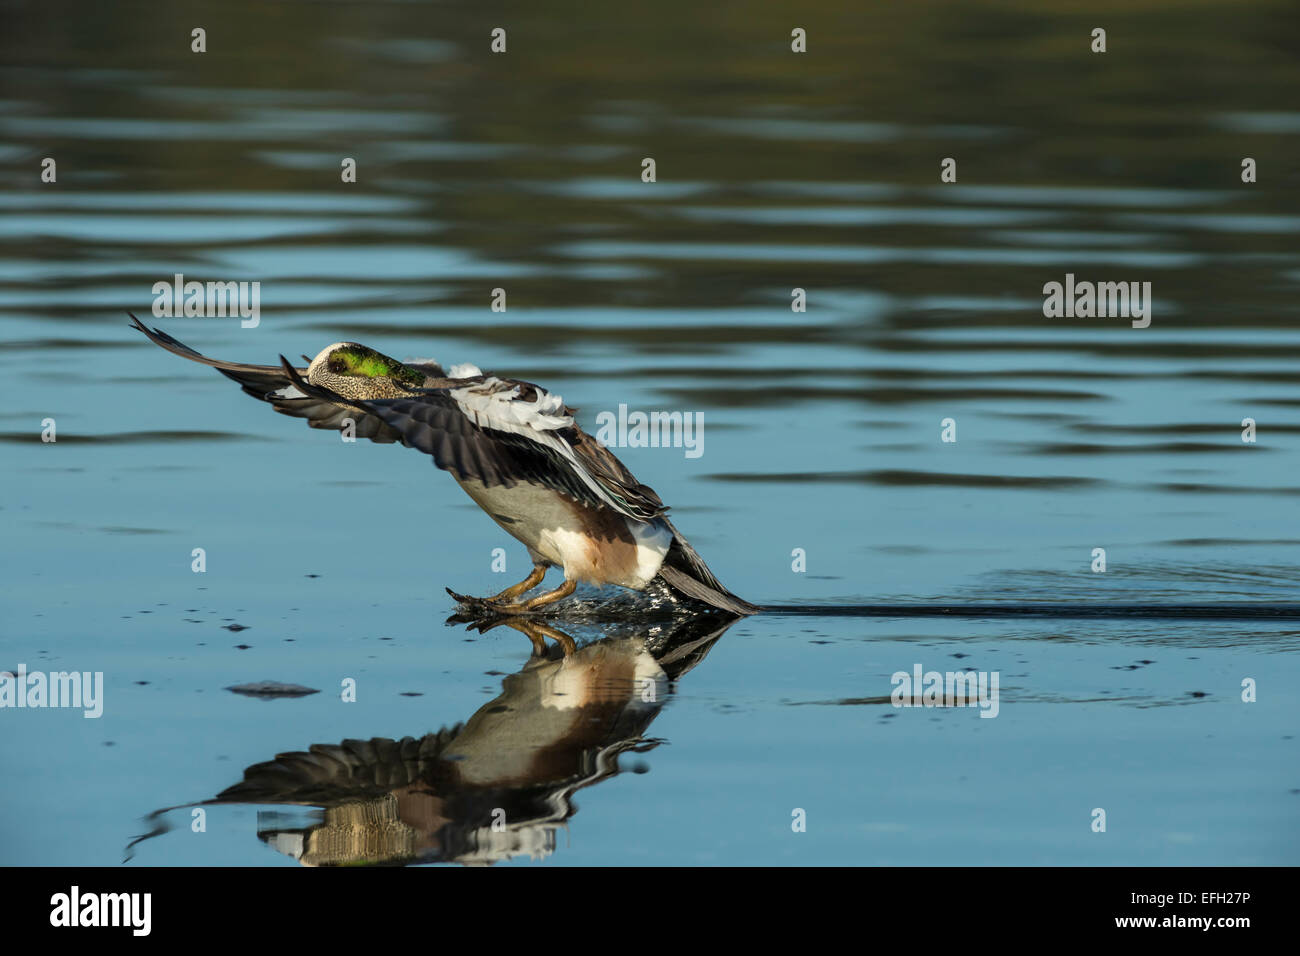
<box><xmin>279</xmin><ymin>359</ymin><xmax>666</xmax><ymax>520</ymax></box>
<box><xmin>130</xmin><ymin>314</ymin><xmax>407</xmax><ymax>443</ymax></box>
<box><xmin>132</xmin><ymin>313</ymin><xmax>669</xmax><ymax>521</ymax></box>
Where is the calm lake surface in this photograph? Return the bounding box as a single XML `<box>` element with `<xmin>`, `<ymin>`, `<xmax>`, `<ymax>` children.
<box><xmin>2</xmin><ymin>0</ymin><xmax>1298</xmax><ymax>865</ymax></box>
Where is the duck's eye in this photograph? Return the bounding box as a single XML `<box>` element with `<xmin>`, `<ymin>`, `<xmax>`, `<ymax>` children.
<box><xmin>328</xmin><ymin>358</ymin><xmax>345</xmax><ymax>373</ymax></box>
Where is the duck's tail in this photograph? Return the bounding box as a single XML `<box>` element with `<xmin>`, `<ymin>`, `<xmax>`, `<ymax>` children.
<box><xmin>654</xmin><ymin>518</ymin><xmax>760</xmax><ymax>616</ymax></box>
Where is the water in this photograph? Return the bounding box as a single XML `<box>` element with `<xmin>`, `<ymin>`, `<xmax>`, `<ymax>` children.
<box><xmin>2</xmin><ymin>0</ymin><xmax>1298</xmax><ymax>865</ymax></box>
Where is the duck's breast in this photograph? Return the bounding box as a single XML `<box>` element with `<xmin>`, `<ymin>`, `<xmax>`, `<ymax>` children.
<box><xmin>454</xmin><ymin>478</ymin><xmax>671</xmax><ymax>588</ymax></box>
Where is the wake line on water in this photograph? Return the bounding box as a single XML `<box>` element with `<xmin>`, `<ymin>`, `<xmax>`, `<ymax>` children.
<box><xmin>454</xmin><ymin>581</ymin><xmax>1300</xmax><ymax>622</ymax></box>
<box><xmin>759</xmin><ymin>603</ymin><xmax>1300</xmax><ymax>620</ymax></box>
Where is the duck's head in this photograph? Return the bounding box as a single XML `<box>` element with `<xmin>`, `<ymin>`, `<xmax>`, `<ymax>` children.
<box><xmin>306</xmin><ymin>343</ymin><xmax>426</xmax><ymax>398</ymax></box>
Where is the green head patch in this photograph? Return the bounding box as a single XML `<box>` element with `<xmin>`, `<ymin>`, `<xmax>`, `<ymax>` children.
<box><xmin>324</xmin><ymin>346</ymin><xmax>424</xmax><ymax>386</ymax></box>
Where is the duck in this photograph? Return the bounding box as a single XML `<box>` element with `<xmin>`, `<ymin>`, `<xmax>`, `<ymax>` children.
<box><xmin>129</xmin><ymin>314</ymin><xmax>757</xmax><ymax>616</ymax></box>
<box><xmin>124</xmin><ymin>613</ymin><xmax>739</xmax><ymax>865</ymax></box>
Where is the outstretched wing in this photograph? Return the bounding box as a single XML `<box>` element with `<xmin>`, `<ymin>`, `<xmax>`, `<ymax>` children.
<box><xmin>130</xmin><ymin>315</ymin><xmax>407</xmax><ymax>443</ymax></box>
<box><xmin>280</xmin><ymin>358</ymin><xmax>667</xmax><ymax>522</ymax></box>
<box><xmin>215</xmin><ymin>729</ymin><xmax>463</xmax><ymax>806</ymax></box>
<box><xmin>567</xmin><ymin>428</ymin><xmax>666</xmax><ymax>522</ymax></box>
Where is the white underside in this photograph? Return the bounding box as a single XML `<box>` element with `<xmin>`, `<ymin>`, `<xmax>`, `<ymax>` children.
<box><xmin>455</xmin><ymin>478</ymin><xmax>672</xmax><ymax>589</ymax></box>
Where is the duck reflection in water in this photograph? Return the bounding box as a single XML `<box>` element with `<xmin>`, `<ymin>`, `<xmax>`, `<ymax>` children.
<box><xmin>127</xmin><ymin>611</ymin><xmax>738</xmax><ymax>866</ymax></box>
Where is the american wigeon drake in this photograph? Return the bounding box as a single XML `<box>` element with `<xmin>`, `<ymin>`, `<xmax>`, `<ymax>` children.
<box><xmin>125</xmin><ymin>614</ymin><xmax>739</xmax><ymax>865</ymax></box>
<box><xmin>130</xmin><ymin>315</ymin><xmax>756</xmax><ymax>616</ymax></box>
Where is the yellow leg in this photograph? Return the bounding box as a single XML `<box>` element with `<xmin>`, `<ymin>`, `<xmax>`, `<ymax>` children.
<box><xmin>489</xmin><ymin>577</ymin><xmax>577</xmax><ymax>615</ymax></box>
<box><xmin>483</xmin><ymin>617</ymin><xmax>578</xmax><ymax>656</ymax></box>
<box><xmin>488</xmin><ymin>564</ymin><xmax>547</xmax><ymax>603</ymax></box>
<box><xmin>521</xmin><ymin>619</ymin><xmax>578</xmax><ymax>655</ymax></box>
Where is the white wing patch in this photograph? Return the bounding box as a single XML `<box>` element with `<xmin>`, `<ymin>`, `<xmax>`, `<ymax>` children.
<box><xmin>450</xmin><ymin>377</ymin><xmax>572</xmax><ymax>433</ymax></box>
<box><xmin>448</xmin><ymin>362</ymin><xmax>483</xmax><ymax>379</ymax></box>
<box><xmin>271</xmin><ymin>384</ymin><xmax>308</xmax><ymax>399</ymax></box>
<box><xmin>450</xmin><ymin>377</ymin><xmax>627</xmax><ymax>512</ymax></box>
